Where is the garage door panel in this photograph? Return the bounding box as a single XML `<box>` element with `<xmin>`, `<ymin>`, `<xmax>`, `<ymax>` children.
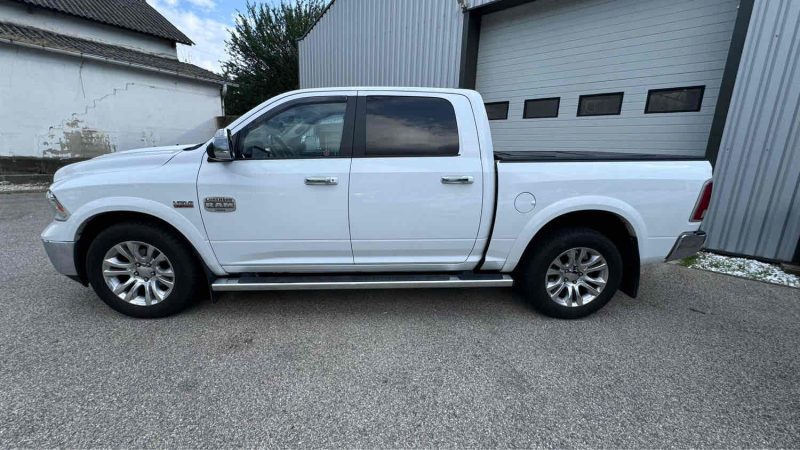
<box><xmin>479</xmin><ymin>0</ymin><xmax>736</xmax><ymax>55</ymax></box>
<box><xmin>483</xmin><ymin>57</ymin><xmax>728</xmax><ymax>90</ymax></box>
<box><xmin>479</xmin><ymin>70</ymin><xmax>727</xmax><ymax>97</ymax></box>
<box><xmin>486</xmin><ymin>40</ymin><xmax>733</xmax><ymax>79</ymax></box>
<box><xmin>476</xmin><ymin>0</ymin><xmax>738</xmax><ymax>156</ymax></box>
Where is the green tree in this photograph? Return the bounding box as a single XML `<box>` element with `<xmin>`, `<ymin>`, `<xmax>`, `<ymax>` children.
<box><xmin>222</xmin><ymin>0</ymin><xmax>325</xmax><ymax>115</ymax></box>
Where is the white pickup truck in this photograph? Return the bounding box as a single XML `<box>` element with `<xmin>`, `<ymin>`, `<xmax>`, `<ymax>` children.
<box><xmin>41</xmin><ymin>87</ymin><xmax>712</xmax><ymax>319</ymax></box>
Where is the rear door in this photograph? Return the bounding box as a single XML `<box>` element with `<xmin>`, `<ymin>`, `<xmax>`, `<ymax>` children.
<box><xmin>348</xmin><ymin>92</ymin><xmax>484</xmax><ymax>265</ymax></box>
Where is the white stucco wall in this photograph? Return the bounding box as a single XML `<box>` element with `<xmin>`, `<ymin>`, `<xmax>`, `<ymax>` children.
<box><xmin>0</xmin><ymin>45</ymin><xmax>222</xmax><ymax>158</ymax></box>
<box><xmin>0</xmin><ymin>1</ymin><xmax>177</xmax><ymax>58</ymax></box>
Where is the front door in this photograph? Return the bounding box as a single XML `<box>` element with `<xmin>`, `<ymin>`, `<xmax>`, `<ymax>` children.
<box><xmin>348</xmin><ymin>92</ymin><xmax>484</xmax><ymax>265</ymax></box>
<box><xmin>198</xmin><ymin>93</ymin><xmax>356</xmax><ymax>270</ymax></box>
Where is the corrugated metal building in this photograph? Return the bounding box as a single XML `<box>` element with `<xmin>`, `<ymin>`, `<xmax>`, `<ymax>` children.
<box><xmin>299</xmin><ymin>0</ymin><xmax>800</xmax><ymax>264</ymax></box>
<box><xmin>703</xmin><ymin>0</ymin><xmax>800</xmax><ymax>263</ymax></box>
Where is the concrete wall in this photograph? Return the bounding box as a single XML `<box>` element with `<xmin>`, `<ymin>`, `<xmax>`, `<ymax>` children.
<box><xmin>703</xmin><ymin>0</ymin><xmax>800</xmax><ymax>263</ymax></box>
<box><xmin>299</xmin><ymin>0</ymin><xmax>464</xmax><ymax>88</ymax></box>
<box><xmin>0</xmin><ymin>45</ymin><xmax>221</xmax><ymax>158</ymax></box>
<box><xmin>0</xmin><ymin>0</ymin><xmax>177</xmax><ymax>58</ymax></box>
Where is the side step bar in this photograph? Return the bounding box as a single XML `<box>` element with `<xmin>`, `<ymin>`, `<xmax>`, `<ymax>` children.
<box><xmin>212</xmin><ymin>273</ymin><xmax>514</xmax><ymax>292</ymax></box>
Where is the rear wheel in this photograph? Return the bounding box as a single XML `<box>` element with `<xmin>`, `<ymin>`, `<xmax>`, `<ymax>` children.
<box><xmin>517</xmin><ymin>227</ymin><xmax>622</xmax><ymax>319</ymax></box>
<box><xmin>86</xmin><ymin>222</ymin><xmax>201</xmax><ymax>318</ymax></box>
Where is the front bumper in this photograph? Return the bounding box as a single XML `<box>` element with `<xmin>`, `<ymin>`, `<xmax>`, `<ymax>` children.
<box><xmin>42</xmin><ymin>239</ymin><xmax>78</xmax><ymax>276</ymax></box>
<box><xmin>665</xmin><ymin>231</ymin><xmax>706</xmax><ymax>262</ymax></box>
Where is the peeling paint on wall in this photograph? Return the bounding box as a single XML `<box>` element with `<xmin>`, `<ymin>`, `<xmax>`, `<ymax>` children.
<box><xmin>38</xmin><ymin>116</ymin><xmax>116</xmax><ymax>158</ymax></box>
<box><xmin>139</xmin><ymin>130</ymin><xmax>158</xmax><ymax>147</ymax></box>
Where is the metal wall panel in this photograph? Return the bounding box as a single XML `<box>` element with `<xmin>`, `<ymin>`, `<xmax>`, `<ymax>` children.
<box><xmin>299</xmin><ymin>0</ymin><xmax>464</xmax><ymax>89</ymax></box>
<box><xmin>704</xmin><ymin>0</ymin><xmax>800</xmax><ymax>263</ymax></box>
<box><xmin>467</xmin><ymin>0</ymin><xmax>503</xmax><ymax>7</ymax></box>
<box><xmin>475</xmin><ymin>0</ymin><xmax>739</xmax><ymax>156</ymax></box>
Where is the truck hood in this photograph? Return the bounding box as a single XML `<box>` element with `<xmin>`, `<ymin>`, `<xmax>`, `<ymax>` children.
<box><xmin>52</xmin><ymin>144</ymin><xmax>196</xmax><ymax>183</ymax></box>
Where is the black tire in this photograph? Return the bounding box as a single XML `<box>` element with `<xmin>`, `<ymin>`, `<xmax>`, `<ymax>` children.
<box><xmin>86</xmin><ymin>221</ymin><xmax>201</xmax><ymax>318</ymax></box>
<box><xmin>517</xmin><ymin>227</ymin><xmax>623</xmax><ymax>319</ymax></box>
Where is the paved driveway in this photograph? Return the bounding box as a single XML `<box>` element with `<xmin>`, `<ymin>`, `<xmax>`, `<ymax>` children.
<box><xmin>1</xmin><ymin>192</ymin><xmax>798</xmax><ymax>448</ymax></box>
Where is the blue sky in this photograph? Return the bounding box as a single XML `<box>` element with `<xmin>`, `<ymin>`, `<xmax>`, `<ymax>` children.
<box><xmin>146</xmin><ymin>0</ymin><xmax>282</xmax><ymax>74</ymax></box>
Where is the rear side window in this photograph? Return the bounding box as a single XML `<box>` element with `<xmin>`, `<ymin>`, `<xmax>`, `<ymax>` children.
<box><xmin>365</xmin><ymin>96</ymin><xmax>459</xmax><ymax>156</ymax></box>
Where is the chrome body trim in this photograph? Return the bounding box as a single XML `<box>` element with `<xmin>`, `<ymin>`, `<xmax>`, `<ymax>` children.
<box><xmin>212</xmin><ymin>274</ymin><xmax>514</xmax><ymax>291</ymax></box>
<box><xmin>42</xmin><ymin>240</ymin><xmax>78</xmax><ymax>276</ymax></box>
<box><xmin>304</xmin><ymin>176</ymin><xmax>338</xmax><ymax>185</ymax></box>
<box><xmin>441</xmin><ymin>175</ymin><xmax>474</xmax><ymax>184</ymax></box>
<box><xmin>665</xmin><ymin>231</ymin><xmax>707</xmax><ymax>262</ymax></box>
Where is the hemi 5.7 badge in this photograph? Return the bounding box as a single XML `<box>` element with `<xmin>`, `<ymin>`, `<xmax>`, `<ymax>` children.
<box><xmin>204</xmin><ymin>196</ymin><xmax>236</xmax><ymax>212</ymax></box>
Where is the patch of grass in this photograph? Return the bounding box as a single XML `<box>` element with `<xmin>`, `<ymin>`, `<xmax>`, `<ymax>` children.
<box><xmin>678</xmin><ymin>255</ymin><xmax>699</xmax><ymax>267</ymax></box>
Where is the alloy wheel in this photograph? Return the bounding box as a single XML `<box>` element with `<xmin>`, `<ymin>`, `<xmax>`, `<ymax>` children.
<box><xmin>545</xmin><ymin>247</ymin><xmax>609</xmax><ymax>307</ymax></box>
<box><xmin>101</xmin><ymin>241</ymin><xmax>175</xmax><ymax>306</ymax></box>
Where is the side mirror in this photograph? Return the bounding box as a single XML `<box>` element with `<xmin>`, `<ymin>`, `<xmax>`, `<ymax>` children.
<box><xmin>207</xmin><ymin>128</ymin><xmax>234</xmax><ymax>162</ymax></box>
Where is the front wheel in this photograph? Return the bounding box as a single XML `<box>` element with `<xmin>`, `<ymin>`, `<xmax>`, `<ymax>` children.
<box><xmin>517</xmin><ymin>227</ymin><xmax>623</xmax><ymax>319</ymax></box>
<box><xmin>86</xmin><ymin>222</ymin><xmax>201</xmax><ymax>318</ymax></box>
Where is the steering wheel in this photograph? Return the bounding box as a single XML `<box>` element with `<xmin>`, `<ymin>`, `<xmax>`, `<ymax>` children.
<box><xmin>246</xmin><ymin>145</ymin><xmax>271</xmax><ymax>159</ymax></box>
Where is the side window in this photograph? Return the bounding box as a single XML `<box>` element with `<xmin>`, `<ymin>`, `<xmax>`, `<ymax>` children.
<box><xmin>523</xmin><ymin>97</ymin><xmax>560</xmax><ymax>119</ymax></box>
<box><xmin>237</xmin><ymin>101</ymin><xmax>347</xmax><ymax>159</ymax></box>
<box><xmin>485</xmin><ymin>101</ymin><xmax>509</xmax><ymax>120</ymax></box>
<box><xmin>645</xmin><ymin>86</ymin><xmax>705</xmax><ymax>113</ymax></box>
<box><xmin>365</xmin><ymin>96</ymin><xmax>459</xmax><ymax>157</ymax></box>
<box><xmin>577</xmin><ymin>92</ymin><xmax>624</xmax><ymax>116</ymax></box>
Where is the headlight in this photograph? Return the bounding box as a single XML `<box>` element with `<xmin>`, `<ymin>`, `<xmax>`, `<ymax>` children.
<box><xmin>46</xmin><ymin>190</ymin><xmax>70</xmax><ymax>221</ymax></box>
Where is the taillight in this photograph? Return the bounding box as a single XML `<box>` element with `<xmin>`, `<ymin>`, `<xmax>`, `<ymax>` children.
<box><xmin>690</xmin><ymin>180</ymin><xmax>713</xmax><ymax>222</ymax></box>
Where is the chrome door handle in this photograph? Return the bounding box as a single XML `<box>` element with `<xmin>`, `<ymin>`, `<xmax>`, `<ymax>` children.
<box><xmin>305</xmin><ymin>176</ymin><xmax>338</xmax><ymax>185</ymax></box>
<box><xmin>441</xmin><ymin>176</ymin><xmax>474</xmax><ymax>184</ymax></box>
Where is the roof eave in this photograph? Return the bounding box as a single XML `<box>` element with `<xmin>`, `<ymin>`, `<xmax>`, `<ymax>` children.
<box><xmin>298</xmin><ymin>0</ymin><xmax>336</xmax><ymax>42</ymax></box>
<box><xmin>19</xmin><ymin>2</ymin><xmax>194</xmax><ymax>45</ymax></box>
<box><xmin>0</xmin><ymin>37</ymin><xmax>224</xmax><ymax>85</ymax></box>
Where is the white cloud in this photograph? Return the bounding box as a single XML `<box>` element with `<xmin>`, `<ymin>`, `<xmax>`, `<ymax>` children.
<box><xmin>147</xmin><ymin>0</ymin><xmax>230</xmax><ymax>74</ymax></box>
<box><xmin>186</xmin><ymin>0</ymin><xmax>216</xmax><ymax>10</ymax></box>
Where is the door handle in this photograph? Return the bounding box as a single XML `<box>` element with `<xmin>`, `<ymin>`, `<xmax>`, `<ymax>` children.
<box><xmin>305</xmin><ymin>176</ymin><xmax>338</xmax><ymax>185</ymax></box>
<box><xmin>441</xmin><ymin>176</ymin><xmax>474</xmax><ymax>184</ymax></box>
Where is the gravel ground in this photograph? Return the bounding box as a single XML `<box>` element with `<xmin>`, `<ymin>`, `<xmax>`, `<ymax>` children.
<box><xmin>683</xmin><ymin>251</ymin><xmax>800</xmax><ymax>288</ymax></box>
<box><xmin>0</xmin><ymin>181</ymin><xmax>49</xmax><ymax>193</ymax></box>
<box><xmin>1</xmin><ymin>192</ymin><xmax>799</xmax><ymax>448</ymax></box>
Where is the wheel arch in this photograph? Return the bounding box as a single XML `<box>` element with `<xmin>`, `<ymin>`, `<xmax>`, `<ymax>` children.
<box><xmin>509</xmin><ymin>208</ymin><xmax>642</xmax><ymax>298</ymax></box>
<box><xmin>73</xmin><ymin>209</ymin><xmax>220</xmax><ymax>285</ymax></box>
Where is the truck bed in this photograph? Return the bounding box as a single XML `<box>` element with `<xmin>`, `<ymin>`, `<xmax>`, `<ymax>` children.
<box><xmin>480</xmin><ymin>157</ymin><xmax>712</xmax><ymax>272</ymax></box>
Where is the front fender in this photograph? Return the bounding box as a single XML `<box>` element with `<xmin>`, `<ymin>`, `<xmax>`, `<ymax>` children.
<box><xmin>500</xmin><ymin>195</ymin><xmax>647</xmax><ymax>272</ymax></box>
<box><xmin>42</xmin><ymin>196</ymin><xmax>226</xmax><ymax>276</ymax></box>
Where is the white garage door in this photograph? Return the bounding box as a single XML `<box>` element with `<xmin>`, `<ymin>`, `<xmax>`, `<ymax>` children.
<box><xmin>475</xmin><ymin>0</ymin><xmax>739</xmax><ymax>156</ymax></box>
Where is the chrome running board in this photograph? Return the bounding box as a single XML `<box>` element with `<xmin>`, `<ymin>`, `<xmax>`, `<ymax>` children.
<box><xmin>211</xmin><ymin>273</ymin><xmax>514</xmax><ymax>292</ymax></box>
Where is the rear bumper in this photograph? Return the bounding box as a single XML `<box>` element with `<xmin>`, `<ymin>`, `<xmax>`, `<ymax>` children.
<box><xmin>42</xmin><ymin>239</ymin><xmax>78</xmax><ymax>276</ymax></box>
<box><xmin>665</xmin><ymin>231</ymin><xmax>706</xmax><ymax>262</ymax></box>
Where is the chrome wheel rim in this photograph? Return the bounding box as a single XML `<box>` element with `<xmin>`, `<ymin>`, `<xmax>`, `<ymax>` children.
<box><xmin>545</xmin><ymin>247</ymin><xmax>608</xmax><ymax>307</ymax></box>
<box><xmin>102</xmin><ymin>241</ymin><xmax>175</xmax><ymax>306</ymax></box>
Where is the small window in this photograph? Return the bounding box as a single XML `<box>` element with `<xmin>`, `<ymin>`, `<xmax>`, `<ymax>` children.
<box><xmin>238</xmin><ymin>100</ymin><xmax>347</xmax><ymax>159</ymax></box>
<box><xmin>485</xmin><ymin>101</ymin><xmax>509</xmax><ymax>120</ymax></box>
<box><xmin>365</xmin><ymin>96</ymin><xmax>459</xmax><ymax>157</ymax></box>
<box><xmin>577</xmin><ymin>92</ymin><xmax>624</xmax><ymax>116</ymax></box>
<box><xmin>645</xmin><ymin>86</ymin><xmax>705</xmax><ymax>113</ymax></box>
<box><xmin>524</xmin><ymin>97</ymin><xmax>560</xmax><ymax>119</ymax></box>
